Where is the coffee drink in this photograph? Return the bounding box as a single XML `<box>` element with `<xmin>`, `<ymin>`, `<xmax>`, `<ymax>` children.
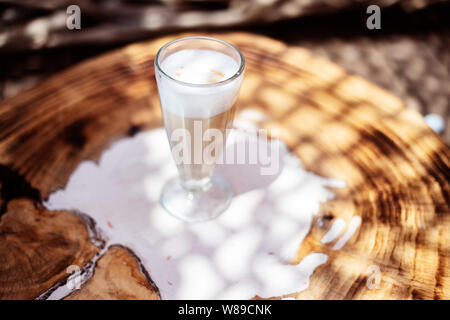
<box><xmin>154</xmin><ymin>36</ymin><xmax>245</xmax><ymax>221</ymax></box>
<box><xmin>157</xmin><ymin>49</ymin><xmax>242</xmax><ymax>183</ymax></box>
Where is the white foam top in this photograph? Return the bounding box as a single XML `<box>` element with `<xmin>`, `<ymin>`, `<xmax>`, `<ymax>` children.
<box><xmin>156</xmin><ymin>49</ymin><xmax>243</xmax><ymax>118</ymax></box>
<box><xmin>161</xmin><ymin>49</ymin><xmax>239</xmax><ymax>84</ymax></box>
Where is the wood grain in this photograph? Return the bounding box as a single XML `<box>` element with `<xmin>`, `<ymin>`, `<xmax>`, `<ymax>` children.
<box><xmin>65</xmin><ymin>245</ymin><xmax>160</xmax><ymax>300</ymax></box>
<box><xmin>0</xmin><ymin>32</ymin><xmax>448</xmax><ymax>299</ymax></box>
<box><xmin>0</xmin><ymin>199</ymin><xmax>101</xmax><ymax>299</ymax></box>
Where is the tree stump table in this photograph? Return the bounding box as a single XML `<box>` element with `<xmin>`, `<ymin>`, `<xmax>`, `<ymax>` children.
<box><xmin>0</xmin><ymin>33</ymin><xmax>448</xmax><ymax>300</ymax></box>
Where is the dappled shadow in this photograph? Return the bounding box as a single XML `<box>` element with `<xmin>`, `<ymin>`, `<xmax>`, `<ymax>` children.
<box><xmin>0</xmin><ymin>32</ymin><xmax>448</xmax><ymax>299</ymax></box>
<box><xmin>44</xmin><ymin>123</ymin><xmax>340</xmax><ymax>299</ymax></box>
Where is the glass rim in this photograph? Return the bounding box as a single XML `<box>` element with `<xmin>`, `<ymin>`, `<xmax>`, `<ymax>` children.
<box><xmin>154</xmin><ymin>36</ymin><xmax>246</xmax><ymax>88</ymax></box>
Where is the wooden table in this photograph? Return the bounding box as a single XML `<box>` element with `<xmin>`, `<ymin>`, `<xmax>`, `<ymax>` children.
<box><xmin>0</xmin><ymin>33</ymin><xmax>448</xmax><ymax>300</ymax></box>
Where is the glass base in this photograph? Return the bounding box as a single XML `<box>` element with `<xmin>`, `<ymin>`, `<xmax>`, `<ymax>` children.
<box><xmin>160</xmin><ymin>174</ymin><xmax>233</xmax><ymax>222</ymax></box>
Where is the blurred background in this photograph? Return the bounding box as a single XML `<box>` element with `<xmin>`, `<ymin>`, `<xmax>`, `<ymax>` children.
<box><xmin>0</xmin><ymin>0</ymin><xmax>449</xmax><ymax>142</ymax></box>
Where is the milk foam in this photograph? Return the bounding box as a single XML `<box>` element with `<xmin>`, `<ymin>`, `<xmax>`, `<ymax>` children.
<box><xmin>161</xmin><ymin>49</ymin><xmax>239</xmax><ymax>84</ymax></box>
<box><xmin>156</xmin><ymin>49</ymin><xmax>243</xmax><ymax>118</ymax></box>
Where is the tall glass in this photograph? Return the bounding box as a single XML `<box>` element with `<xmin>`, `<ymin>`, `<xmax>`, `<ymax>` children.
<box><xmin>154</xmin><ymin>36</ymin><xmax>245</xmax><ymax>222</ymax></box>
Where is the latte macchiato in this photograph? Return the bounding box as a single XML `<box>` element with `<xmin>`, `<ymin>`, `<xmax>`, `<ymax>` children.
<box><xmin>157</xmin><ymin>49</ymin><xmax>241</xmax><ymax>182</ymax></box>
<box><xmin>154</xmin><ymin>36</ymin><xmax>245</xmax><ymax>222</ymax></box>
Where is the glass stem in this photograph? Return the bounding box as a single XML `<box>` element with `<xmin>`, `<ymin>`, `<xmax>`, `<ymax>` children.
<box><xmin>180</xmin><ymin>176</ymin><xmax>213</xmax><ymax>192</ymax></box>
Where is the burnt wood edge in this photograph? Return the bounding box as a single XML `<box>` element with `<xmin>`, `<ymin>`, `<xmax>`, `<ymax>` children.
<box><xmin>0</xmin><ymin>164</ymin><xmax>42</xmax><ymax>216</ymax></box>
<box><xmin>57</xmin><ymin>244</ymin><xmax>162</xmax><ymax>300</ymax></box>
<box><xmin>35</xmin><ymin>210</ymin><xmax>106</xmax><ymax>300</ymax></box>
<box><xmin>108</xmin><ymin>244</ymin><xmax>162</xmax><ymax>300</ymax></box>
<box><xmin>0</xmin><ymin>125</ymin><xmax>161</xmax><ymax>300</ymax></box>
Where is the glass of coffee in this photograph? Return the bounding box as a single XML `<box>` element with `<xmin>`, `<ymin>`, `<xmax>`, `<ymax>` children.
<box><xmin>154</xmin><ymin>36</ymin><xmax>245</xmax><ymax>222</ymax></box>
